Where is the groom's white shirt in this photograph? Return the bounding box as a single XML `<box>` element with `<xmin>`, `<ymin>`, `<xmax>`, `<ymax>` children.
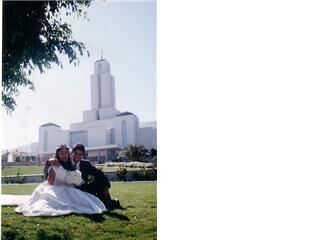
<box><xmin>70</xmin><ymin>159</ymin><xmax>85</xmax><ymax>186</ymax></box>
<box><xmin>71</xmin><ymin>159</ymin><xmax>80</xmax><ymax>170</ymax></box>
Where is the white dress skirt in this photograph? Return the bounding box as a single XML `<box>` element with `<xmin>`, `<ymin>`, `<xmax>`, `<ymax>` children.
<box><xmin>15</xmin><ymin>166</ymin><xmax>107</xmax><ymax>217</ymax></box>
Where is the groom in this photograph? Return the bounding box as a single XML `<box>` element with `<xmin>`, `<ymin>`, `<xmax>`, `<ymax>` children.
<box><xmin>70</xmin><ymin>144</ymin><xmax>121</xmax><ymax>209</ymax></box>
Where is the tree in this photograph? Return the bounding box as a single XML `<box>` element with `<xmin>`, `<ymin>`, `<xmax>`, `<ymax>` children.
<box><xmin>119</xmin><ymin>145</ymin><xmax>150</xmax><ymax>162</ymax></box>
<box><xmin>2</xmin><ymin>1</ymin><xmax>92</xmax><ymax>113</ymax></box>
<box><xmin>150</xmin><ymin>148</ymin><xmax>157</xmax><ymax>158</ymax></box>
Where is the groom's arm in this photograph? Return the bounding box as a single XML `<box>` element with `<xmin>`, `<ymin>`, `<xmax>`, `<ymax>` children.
<box><xmin>84</xmin><ymin>161</ymin><xmax>111</xmax><ymax>188</ymax></box>
<box><xmin>85</xmin><ymin>161</ymin><xmax>104</xmax><ymax>176</ymax></box>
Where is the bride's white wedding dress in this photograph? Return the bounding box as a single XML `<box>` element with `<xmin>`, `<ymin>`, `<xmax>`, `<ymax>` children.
<box><xmin>15</xmin><ymin>166</ymin><xmax>107</xmax><ymax>216</ymax></box>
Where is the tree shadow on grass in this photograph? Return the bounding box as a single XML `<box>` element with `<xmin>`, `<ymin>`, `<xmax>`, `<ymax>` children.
<box><xmin>105</xmin><ymin>211</ymin><xmax>130</xmax><ymax>221</ymax></box>
<box><xmin>15</xmin><ymin>209</ymin><xmax>130</xmax><ymax>223</ymax></box>
<box><xmin>82</xmin><ymin>213</ymin><xmax>106</xmax><ymax>222</ymax></box>
<box><xmin>83</xmin><ymin>211</ymin><xmax>130</xmax><ymax>223</ymax></box>
<box><xmin>2</xmin><ymin>226</ymin><xmax>72</xmax><ymax>240</ymax></box>
<box><xmin>125</xmin><ymin>205</ymin><xmax>135</xmax><ymax>209</ymax></box>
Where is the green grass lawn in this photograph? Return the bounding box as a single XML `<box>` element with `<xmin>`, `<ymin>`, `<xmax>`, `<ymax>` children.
<box><xmin>2</xmin><ymin>165</ymin><xmax>149</xmax><ymax>177</ymax></box>
<box><xmin>2</xmin><ymin>182</ymin><xmax>157</xmax><ymax>240</ymax></box>
<box><xmin>2</xmin><ymin>183</ymin><xmax>39</xmax><ymax>195</ymax></box>
<box><xmin>2</xmin><ymin>166</ymin><xmax>45</xmax><ymax>176</ymax></box>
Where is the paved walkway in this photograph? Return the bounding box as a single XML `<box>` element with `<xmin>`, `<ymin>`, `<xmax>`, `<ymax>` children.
<box><xmin>1</xmin><ymin>195</ymin><xmax>30</xmax><ymax>205</ymax></box>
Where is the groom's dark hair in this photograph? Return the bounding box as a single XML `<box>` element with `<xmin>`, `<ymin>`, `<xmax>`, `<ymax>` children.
<box><xmin>72</xmin><ymin>143</ymin><xmax>85</xmax><ymax>154</ymax></box>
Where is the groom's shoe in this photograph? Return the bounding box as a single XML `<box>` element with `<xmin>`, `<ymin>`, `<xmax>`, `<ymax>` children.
<box><xmin>112</xmin><ymin>199</ymin><xmax>122</xmax><ymax>209</ymax></box>
<box><xmin>103</xmin><ymin>199</ymin><xmax>114</xmax><ymax>210</ymax></box>
<box><xmin>104</xmin><ymin>199</ymin><xmax>122</xmax><ymax>210</ymax></box>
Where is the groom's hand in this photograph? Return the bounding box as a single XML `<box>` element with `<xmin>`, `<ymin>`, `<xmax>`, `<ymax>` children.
<box><xmin>48</xmin><ymin>158</ymin><xmax>60</xmax><ymax>167</ymax></box>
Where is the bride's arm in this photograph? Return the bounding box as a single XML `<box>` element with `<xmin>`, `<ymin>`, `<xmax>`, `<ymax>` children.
<box><xmin>47</xmin><ymin>167</ymin><xmax>56</xmax><ymax>185</ymax></box>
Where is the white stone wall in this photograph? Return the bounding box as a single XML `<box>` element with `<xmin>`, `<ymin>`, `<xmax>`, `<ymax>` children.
<box><xmin>87</xmin><ymin>126</ymin><xmax>108</xmax><ymax>147</ymax></box>
<box><xmin>39</xmin><ymin>115</ymin><xmax>145</xmax><ymax>153</ymax></box>
<box><xmin>90</xmin><ymin>74</ymin><xmax>100</xmax><ymax>110</ymax></box>
<box><xmin>70</xmin><ymin>118</ymin><xmax>116</xmax><ymax>131</ymax></box>
<box><xmin>98</xmin><ymin>108</ymin><xmax>119</xmax><ymax>120</ymax></box>
<box><xmin>87</xmin><ymin>59</ymin><xmax>118</xmax><ymax>121</ymax></box>
<box><xmin>69</xmin><ymin>130</ymin><xmax>87</xmax><ymax>147</ymax></box>
<box><xmin>100</xmin><ymin>73</ymin><xmax>114</xmax><ymax>109</ymax></box>
<box><xmin>139</xmin><ymin>127</ymin><xmax>157</xmax><ymax>150</ymax></box>
<box><xmin>71</xmin><ymin>114</ymin><xmax>139</xmax><ymax>148</ymax></box>
<box><xmin>38</xmin><ymin>127</ymin><xmax>46</xmax><ymax>152</ymax></box>
<box><xmin>83</xmin><ymin>109</ymin><xmax>98</xmax><ymax>122</ymax></box>
<box><xmin>39</xmin><ymin>125</ymin><xmax>62</xmax><ymax>153</ymax></box>
<box><xmin>30</xmin><ymin>142</ymin><xmax>39</xmax><ymax>154</ymax></box>
<box><xmin>38</xmin><ymin>120</ymin><xmax>155</xmax><ymax>154</ymax></box>
<box><xmin>111</xmin><ymin>75</ymin><xmax>115</xmax><ymax>107</ymax></box>
<box><xmin>94</xmin><ymin>59</ymin><xmax>110</xmax><ymax>74</ymax></box>
<box><xmin>48</xmin><ymin>130</ymin><xmax>70</xmax><ymax>153</ymax></box>
<box><xmin>115</xmin><ymin>114</ymin><xmax>139</xmax><ymax>147</ymax></box>
<box><xmin>151</xmin><ymin>128</ymin><xmax>157</xmax><ymax>149</ymax></box>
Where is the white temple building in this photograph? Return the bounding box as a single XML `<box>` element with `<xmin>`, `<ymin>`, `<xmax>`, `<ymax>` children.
<box><xmin>37</xmin><ymin>58</ymin><xmax>156</xmax><ymax>162</ymax></box>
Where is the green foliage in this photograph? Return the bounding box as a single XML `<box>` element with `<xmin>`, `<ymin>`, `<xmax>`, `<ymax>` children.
<box><xmin>2</xmin><ymin>169</ymin><xmax>25</xmax><ymax>184</ymax></box>
<box><xmin>16</xmin><ymin>169</ymin><xmax>25</xmax><ymax>184</ymax></box>
<box><xmin>2</xmin><ymin>1</ymin><xmax>92</xmax><ymax>113</ymax></box>
<box><xmin>117</xmin><ymin>165</ymin><xmax>128</xmax><ymax>181</ymax></box>
<box><xmin>151</xmin><ymin>167</ymin><xmax>157</xmax><ymax>180</ymax></box>
<box><xmin>2</xmin><ymin>228</ymin><xmax>18</xmax><ymax>240</ymax></box>
<box><xmin>119</xmin><ymin>145</ymin><xmax>150</xmax><ymax>162</ymax></box>
<box><xmin>150</xmin><ymin>148</ymin><xmax>157</xmax><ymax>158</ymax></box>
<box><xmin>151</xmin><ymin>156</ymin><xmax>157</xmax><ymax>167</ymax></box>
<box><xmin>132</xmin><ymin>168</ymin><xmax>149</xmax><ymax>181</ymax></box>
<box><xmin>130</xmin><ymin>167</ymin><xmax>156</xmax><ymax>181</ymax></box>
<box><xmin>36</xmin><ymin>229</ymin><xmax>72</xmax><ymax>240</ymax></box>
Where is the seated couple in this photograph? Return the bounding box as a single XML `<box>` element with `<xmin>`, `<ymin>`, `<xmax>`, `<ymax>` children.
<box><xmin>16</xmin><ymin>144</ymin><xmax>121</xmax><ymax>217</ymax></box>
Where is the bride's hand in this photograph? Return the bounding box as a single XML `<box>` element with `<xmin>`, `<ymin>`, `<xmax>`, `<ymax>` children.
<box><xmin>48</xmin><ymin>158</ymin><xmax>60</xmax><ymax>167</ymax></box>
<box><xmin>65</xmin><ymin>170</ymin><xmax>82</xmax><ymax>186</ymax></box>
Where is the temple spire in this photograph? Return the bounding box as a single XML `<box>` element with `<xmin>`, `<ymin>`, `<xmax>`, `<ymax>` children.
<box><xmin>101</xmin><ymin>50</ymin><xmax>103</xmax><ymax>60</ymax></box>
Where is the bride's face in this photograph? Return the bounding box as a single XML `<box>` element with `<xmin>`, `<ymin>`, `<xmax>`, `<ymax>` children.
<box><xmin>58</xmin><ymin>148</ymin><xmax>69</xmax><ymax>162</ymax></box>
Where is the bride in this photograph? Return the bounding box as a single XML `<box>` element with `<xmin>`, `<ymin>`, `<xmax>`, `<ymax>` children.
<box><xmin>15</xmin><ymin>144</ymin><xmax>107</xmax><ymax>216</ymax></box>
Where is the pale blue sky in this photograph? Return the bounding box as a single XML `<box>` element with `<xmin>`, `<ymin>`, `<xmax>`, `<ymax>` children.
<box><xmin>2</xmin><ymin>1</ymin><xmax>156</xmax><ymax>150</ymax></box>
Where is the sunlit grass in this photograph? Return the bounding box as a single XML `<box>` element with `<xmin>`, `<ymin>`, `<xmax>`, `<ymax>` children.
<box><xmin>2</xmin><ymin>182</ymin><xmax>157</xmax><ymax>240</ymax></box>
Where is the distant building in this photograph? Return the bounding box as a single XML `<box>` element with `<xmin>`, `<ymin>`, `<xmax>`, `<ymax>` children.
<box><xmin>10</xmin><ymin>142</ymin><xmax>39</xmax><ymax>154</ymax></box>
<box><xmin>34</xmin><ymin>58</ymin><xmax>156</xmax><ymax>163</ymax></box>
<box><xmin>139</xmin><ymin>122</ymin><xmax>157</xmax><ymax>151</ymax></box>
<box><xmin>2</xmin><ymin>149</ymin><xmax>38</xmax><ymax>166</ymax></box>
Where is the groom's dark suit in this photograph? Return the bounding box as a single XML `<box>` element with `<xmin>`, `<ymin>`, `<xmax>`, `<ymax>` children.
<box><xmin>76</xmin><ymin>159</ymin><xmax>111</xmax><ymax>191</ymax></box>
<box><xmin>74</xmin><ymin>160</ymin><xmax>112</xmax><ymax>207</ymax></box>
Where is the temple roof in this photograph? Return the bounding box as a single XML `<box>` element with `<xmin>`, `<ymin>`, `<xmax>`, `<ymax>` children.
<box><xmin>116</xmin><ymin>111</ymin><xmax>136</xmax><ymax>117</ymax></box>
<box><xmin>40</xmin><ymin>122</ymin><xmax>61</xmax><ymax>128</ymax></box>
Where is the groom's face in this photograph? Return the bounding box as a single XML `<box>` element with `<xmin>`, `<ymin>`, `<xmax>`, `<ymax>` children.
<box><xmin>71</xmin><ymin>150</ymin><xmax>83</xmax><ymax>163</ymax></box>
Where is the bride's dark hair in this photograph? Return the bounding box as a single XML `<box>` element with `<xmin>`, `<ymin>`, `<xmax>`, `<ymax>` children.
<box><xmin>54</xmin><ymin>144</ymin><xmax>74</xmax><ymax>171</ymax></box>
<box><xmin>44</xmin><ymin>144</ymin><xmax>73</xmax><ymax>179</ymax></box>
<box><xmin>55</xmin><ymin>144</ymin><xmax>71</xmax><ymax>161</ymax></box>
